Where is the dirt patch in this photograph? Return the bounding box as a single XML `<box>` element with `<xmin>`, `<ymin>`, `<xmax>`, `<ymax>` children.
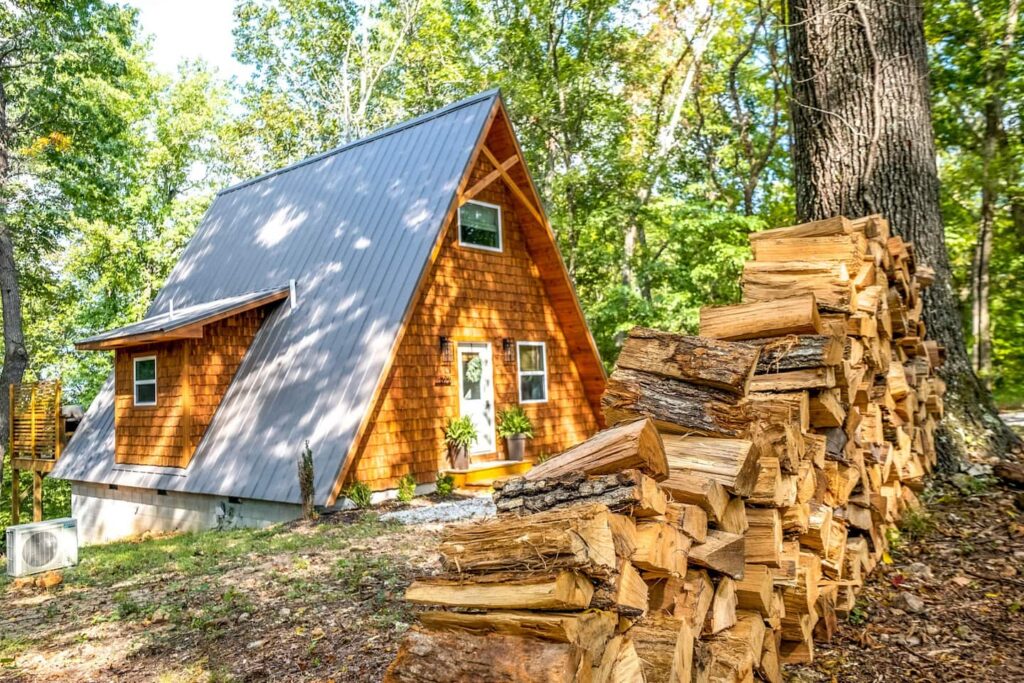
<box><xmin>789</xmin><ymin>477</ymin><xmax>1024</xmax><ymax>682</ymax></box>
<box><xmin>2</xmin><ymin>512</ymin><xmax>441</xmax><ymax>682</ymax></box>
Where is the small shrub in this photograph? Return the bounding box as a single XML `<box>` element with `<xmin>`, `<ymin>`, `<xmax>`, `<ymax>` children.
<box><xmin>497</xmin><ymin>406</ymin><xmax>534</xmax><ymax>438</ymax></box>
<box><xmin>345</xmin><ymin>480</ymin><xmax>373</xmax><ymax>509</ymax></box>
<box><xmin>298</xmin><ymin>440</ymin><xmax>316</xmax><ymax>520</ymax></box>
<box><xmin>535</xmin><ymin>452</ymin><xmax>553</xmax><ymax>464</ymax></box>
<box><xmin>898</xmin><ymin>508</ymin><xmax>933</xmax><ymax>540</ymax></box>
<box><xmin>435</xmin><ymin>472</ymin><xmax>455</xmax><ymax>498</ymax></box>
<box><xmin>397</xmin><ymin>474</ymin><xmax>417</xmax><ymax>503</ymax></box>
<box><xmin>847</xmin><ymin>601</ymin><xmax>868</xmax><ymax>626</ymax></box>
<box><xmin>444</xmin><ymin>416</ymin><xmax>478</xmax><ymax>449</ymax></box>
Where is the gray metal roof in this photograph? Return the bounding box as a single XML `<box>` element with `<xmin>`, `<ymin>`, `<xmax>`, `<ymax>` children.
<box><xmin>77</xmin><ymin>286</ymin><xmax>289</xmax><ymax>347</ymax></box>
<box><xmin>52</xmin><ymin>89</ymin><xmax>500</xmax><ymax>505</ymax></box>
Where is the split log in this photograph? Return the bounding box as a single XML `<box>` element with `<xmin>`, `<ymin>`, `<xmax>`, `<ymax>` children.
<box><xmin>494</xmin><ymin>470</ymin><xmax>666</xmax><ymax>517</ymax></box>
<box><xmin>718</xmin><ymin>497</ymin><xmax>749</xmax><ymax>535</ymax></box>
<box><xmin>663</xmin><ymin>502</ymin><xmax>709</xmax><ymax>543</ymax></box>
<box><xmin>809</xmin><ymin>388</ymin><xmax>846</xmax><ymax>428</ymax></box>
<box><xmin>752</xmin><ymin>334</ymin><xmax>844</xmax><ymax>373</ymax></box>
<box><xmin>744</xmin><ymin>507</ymin><xmax>783</xmax><ymax>567</ymax></box>
<box><xmin>603</xmin><ymin>367</ymin><xmax>750</xmax><ymax>437</ymax></box>
<box><xmin>734</xmin><ymin>563</ymin><xmax>774</xmax><ymax>617</ymax></box>
<box><xmin>758</xmin><ymin>631</ymin><xmax>783</xmax><ymax>683</ymax></box>
<box><xmin>385</xmin><ymin>627</ymin><xmax>587</xmax><ymax>683</ymax></box>
<box><xmin>594</xmin><ymin>636</ymin><xmax>644</xmax><ymax>683</ymax></box>
<box><xmin>702</xmin><ymin>611</ymin><xmax>767</xmax><ymax>683</ymax></box>
<box><xmin>749</xmin><ymin>366</ymin><xmax>836</xmax><ymax>392</ymax></box>
<box><xmin>405</xmin><ymin>571</ymin><xmax>595</xmax><ymax>611</ymax></box>
<box><xmin>630</xmin><ymin>616</ymin><xmax>694</xmax><ymax>683</ymax></box>
<box><xmin>742</xmin><ymin>260</ymin><xmax>855</xmax><ymax>312</ymax></box>
<box><xmin>704</xmin><ymin>576</ymin><xmax>738</xmax><ymax>635</ymax></box>
<box><xmin>633</xmin><ymin>520</ymin><xmax>690</xmax><ymax>575</ymax></box>
<box><xmin>688</xmin><ymin>529</ymin><xmax>745</xmax><ymax>579</ymax></box>
<box><xmin>699</xmin><ymin>295</ymin><xmax>824</xmax><ymax>341</ymax></box>
<box><xmin>417</xmin><ymin>609</ymin><xmax>617</xmax><ymax>663</ymax></box>
<box><xmin>661</xmin><ymin>434</ymin><xmax>760</xmax><ymax>497</ymax></box>
<box><xmin>439</xmin><ymin>503</ymin><xmax>617</xmax><ymax>579</ymax></box>
<box><xmin>676</xmin><ymin>569</ymin><xmax>714</xmax><ymax>632</ymax></box>
<box><xmin>646</xmin><ymin>573</ymin><xmax>686</xmax><ymax>614</ymax></box>
<box><xmin>659</xmin><ymin>471</ymin><xmax>730</xmax><ymax>523</ymax></box>
<box><xmin>751</xmin><ymin>233</ymin><xmax>867</xmax><ymax>267</ymax></box>
<box><xmin>616</xmin><ymin>327</ymin><xmax>761</xmax><ymax>395</ymax></box>
<box><xmin>593</xmin><ymin>558</ymin><xmax>648</xmax><ymax>618</ymax></box>
<box><xmin>747</xmin><ymin>216</ymin><xmax>859</xmax><ymax>241</ymax></box>
<box><xmin>524</xmin><ymin>417</ymin><xmax>668</xmax><ymax>482</ymax></box>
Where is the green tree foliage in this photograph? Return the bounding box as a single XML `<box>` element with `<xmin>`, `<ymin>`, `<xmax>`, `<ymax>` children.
<box><xmin>228</xmin><ymin>0</ymin><xmax>793</xmax><ymax>364</ymax></box>
<box><xmin>928</xmin><ymin>0</ymin><xmax>1024</xmax><ymax>405</ymax></box>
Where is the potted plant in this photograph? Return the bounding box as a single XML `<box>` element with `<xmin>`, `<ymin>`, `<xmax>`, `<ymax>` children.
<box><xmin>497</xmin><ymin>406</ymin><xmax>534</xmax><ymax>461</ymax></box>
<box><xmin>443</xmin><ymin>416</ymin><xmax>477</xmax><ymax>470</ymax></box>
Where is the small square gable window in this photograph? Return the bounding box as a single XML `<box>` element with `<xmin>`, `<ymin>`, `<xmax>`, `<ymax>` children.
<box><xmin>134</xmin><ymin>356</ymin><xmax>157</xmax><ymax>406</ymax></box>
<box><xmin>459</xmin><ymin>200</ymin><xmax>502</xmax><ymax>251</ymax></box>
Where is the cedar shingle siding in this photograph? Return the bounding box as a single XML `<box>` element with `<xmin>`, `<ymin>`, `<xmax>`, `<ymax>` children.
<box><xmin>349</xmin><ymin>157</ymin><xmax>601</xmax><ymax>489</ymax></box>
<box><xmin>114</xmin><ymin>309</ymin><xmax>268</xmax><ymax>468</ymax></box>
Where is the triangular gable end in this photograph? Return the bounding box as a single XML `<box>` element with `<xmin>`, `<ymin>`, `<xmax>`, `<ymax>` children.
<box><xmin>326</xmin><ymin>95</ymin><xmax>606</xmax><ymax>505</ymax></box>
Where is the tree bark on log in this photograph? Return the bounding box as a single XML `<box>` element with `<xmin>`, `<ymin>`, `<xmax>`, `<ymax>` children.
<box><xmin>785</xmin><ymin>0</ymin><xmax>1022</xmax><ymax>462</ymax></box>
<box><xmin>603</xmin><ymin>367</ymin><xmax>751</xmax><ymax>438</ymax></box>
<box><xmin>0</xmin><ymin>226</ymin><xmax>29</xmax><ymax>489</ymax></box>
<box><xmin>616</xmin><ymin>327</ymin><xmax>761</xmax><ymax>396</ymax></box>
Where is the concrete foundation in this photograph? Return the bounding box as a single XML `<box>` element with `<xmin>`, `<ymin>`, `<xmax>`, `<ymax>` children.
<box><xmin>71</xmin><ymin>482</ymin><xmax>302</xmax><ymax>545</ymax></box>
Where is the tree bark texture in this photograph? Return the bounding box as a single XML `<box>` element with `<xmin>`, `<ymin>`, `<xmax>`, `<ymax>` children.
<box><xmin>785</xmin><ymin>0</ymin><xmax>1021</xmax><ymax>462</ymax></box>
<box><xmin>0</xmin><ymin>225</ymin><xmax>29</xmax><ymax>487</ymax></box>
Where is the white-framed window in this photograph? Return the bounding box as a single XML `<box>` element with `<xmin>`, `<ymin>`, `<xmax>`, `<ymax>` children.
<box><xmin>458</xmin><ymin>199</ymin><xmax>502</xmax><ymax>252</ymax></box>
<box><xmin>133</xmin><ymin>355</ymin><xmax>157</xmax><ymax>406</ymax></box>
<box><xmin>517</xmin><ymin>341</ymin><xmax>548</xmax><ymax>403</ymax></box>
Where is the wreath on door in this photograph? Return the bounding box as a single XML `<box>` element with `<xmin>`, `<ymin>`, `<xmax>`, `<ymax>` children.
<box><xmin>465</xmin><ymin>355</ymin><xmax>483</xmax><ymax>383</ymax></box>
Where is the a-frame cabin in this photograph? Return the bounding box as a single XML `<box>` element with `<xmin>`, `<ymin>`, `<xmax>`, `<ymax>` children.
<box><xmin>53</xmin><ymin>90</ymin><xmax>605</xmax><ymax>543</ymax></box>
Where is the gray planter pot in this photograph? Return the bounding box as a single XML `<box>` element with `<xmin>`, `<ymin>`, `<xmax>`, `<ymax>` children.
<box><xmin>447</xmin><ymin>443</ymin><xmax>469</xmax><ymax>470</ymax></box>
<box><xmin>505</xmin><ymin>434</ymin><xmax>528</xmax><ymax>461</ymax></box>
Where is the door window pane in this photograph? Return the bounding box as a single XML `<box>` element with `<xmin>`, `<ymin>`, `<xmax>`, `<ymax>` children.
<box><xmin>461</xmin><ymin>353</ymin><xmax>482</xmax><ymax>400</ymax></box>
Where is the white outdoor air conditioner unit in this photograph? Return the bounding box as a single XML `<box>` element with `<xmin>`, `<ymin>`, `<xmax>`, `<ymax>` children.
<box><xmin>5</xmin><ymin>517</ymin><xmax>79</xmax><ymax>577</ymax></box>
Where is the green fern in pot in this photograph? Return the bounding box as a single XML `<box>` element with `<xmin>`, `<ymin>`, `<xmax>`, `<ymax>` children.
<box><xmin>443</xmin><ymin>416</ymin><xmax>477</xmax><ymax>470</ymax></box>
<box><xmin>497</xmin><ymin>406</ymin><xmax>534</xmax><ymax>461</ymax></box>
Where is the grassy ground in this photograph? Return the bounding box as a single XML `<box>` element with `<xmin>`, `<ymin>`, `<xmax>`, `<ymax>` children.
<box><xmin>1</xmin><ymin>511</ymin><xmax>438</xmax><ymax>682</ymax></box>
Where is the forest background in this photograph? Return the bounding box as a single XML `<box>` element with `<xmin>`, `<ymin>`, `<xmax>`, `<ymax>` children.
<box><xmin>1</xmin><ymin>0</ymin><xmax>1021</xmax><ymax>522</ymax></box>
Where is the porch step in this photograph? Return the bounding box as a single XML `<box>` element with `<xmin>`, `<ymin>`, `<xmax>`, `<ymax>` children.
<box><xmin>444</xmin><ymin>460</ymin><xmax>533</xmax><ymax>488</ymax></box>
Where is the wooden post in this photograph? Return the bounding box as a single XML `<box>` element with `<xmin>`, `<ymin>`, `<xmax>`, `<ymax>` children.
<box><xmin>29</xmin><ymin>383</ymin><xmax>37</xmax><ymax>458</ymax></box>
<box><xmin>8</xmin><ymin>383</ymin><xmax>14</xmax><ymax>459</ymax></box>
<box><xmin>33</xmin><ymin>471</ymin><xmax>43</xmax><ymax>522</ymax></box>
<box><xmin>11</xmin><ymin>466</ymin><xmax>20</xmax><ymax>526</ymax></box>
<box><xmin>54</xmin><ymin>381</ymin><xmax>63</xmax><ymax>459</ymax></box>
<box><xmin>181</xmin><ymin>342</ymin><xmax>193</xmax><ymax>465</ymax></box>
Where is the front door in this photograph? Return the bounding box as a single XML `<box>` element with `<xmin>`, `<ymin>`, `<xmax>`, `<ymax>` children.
<box><xmin>457</xmin><ymin>342</ymin><xmax>495</xmax><ymax>455</ymax></box>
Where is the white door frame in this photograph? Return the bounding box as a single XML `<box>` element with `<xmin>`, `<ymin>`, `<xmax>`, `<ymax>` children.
<box><xmin>457</xmin><ymin>342</ymin><xmax>496</xmax><ymax>456</ymax></box>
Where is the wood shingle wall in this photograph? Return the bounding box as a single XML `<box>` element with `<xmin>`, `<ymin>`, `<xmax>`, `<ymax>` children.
<box><xmin>348</xmin><ymin>155</ymin><xmax>602</xmax><ymax>490</ymax></box>
<box><xmin>114</xmin><ymin>309</ymin><xmax>269</xmax><ymax>468</ymax></box>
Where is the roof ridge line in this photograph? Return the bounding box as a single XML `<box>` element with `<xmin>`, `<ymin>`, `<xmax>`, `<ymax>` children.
<box><xmin>217</xmin><ymin>88</ymin><xmax>501</xmax><ymax>197</ymax></box>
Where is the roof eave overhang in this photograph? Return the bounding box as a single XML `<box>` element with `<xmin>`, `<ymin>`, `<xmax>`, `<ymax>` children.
<box><xmin>75</xmin><ymin>288</ymin><xmax>290</xmax><ymax>351</ymax></box>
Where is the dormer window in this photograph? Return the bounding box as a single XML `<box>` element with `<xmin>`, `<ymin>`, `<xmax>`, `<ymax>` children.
<box><xmin>458</xmin><ymin>200</ymin><xmax>502</xmax><ymax>251</ymax></box>
<box><xmin>134</xmin><ymin>356</ymin><xmax>157</xmax><ymax>406</ymax></box>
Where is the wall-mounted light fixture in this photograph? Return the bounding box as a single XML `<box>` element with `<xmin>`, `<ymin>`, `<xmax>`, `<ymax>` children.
<box><xmin>439</xmin><ymin>335</ymin><xmax>452</xmax><ymax>363</ymax></box>
<box><xmin>503</xmin><ymin>338</ymin><xmax>515</xmax><ymax>363</ymax></box>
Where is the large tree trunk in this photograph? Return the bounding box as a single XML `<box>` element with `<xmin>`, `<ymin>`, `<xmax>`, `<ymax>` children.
<box><xmin>0</xmin><ymin>75</ymin><xmax>30</xmax><ymax>491</ymax></box>
<box><xmin>0</xmin><ymin>225</ymin><xmax>30</xmax><ymax>488</ymax></box>
<box><xmin>785</xmin><ymin>0</ymin><xmax>1021</xmax><ymax>464</ymax></box>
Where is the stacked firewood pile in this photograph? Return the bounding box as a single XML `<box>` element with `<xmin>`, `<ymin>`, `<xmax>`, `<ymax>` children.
<box><xmin>384</xmin><ymin>215</ymin><xmax>946</xmax><ymax>682</ymax></box>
